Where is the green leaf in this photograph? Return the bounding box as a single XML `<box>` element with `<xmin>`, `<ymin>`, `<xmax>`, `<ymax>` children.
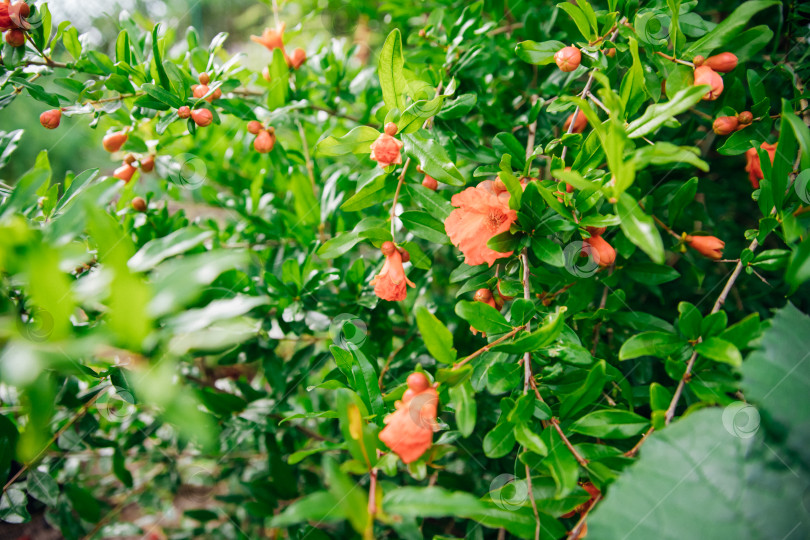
<box><xmin>402</xmin><ymin>131</ymin><xmax>465</xmax><ymax>186</ymax></box>
<box><xmin>515</xmin><ymin>40</ymin><xmax>566</xmax><ymax>65</ymax></box>
<box><xmin>588</xmin><ymin>409</ymin><xmax>806</xmax><ymax>540</ymax></box>
<box><xmin>416</xmin><ymin>306</ymin><xmax>457</xmax><ymax>364</ymax></box>
<box><xmin>399</xmin><ymin>210</ymin><xmax>449</xmax><ymax>244</ymax></box>
<box><xmin>0</xmin><ymin>488</ymin><xmax>30</xmax><ymax>524</ymax></box>
<box><xmin>627</xmin><ymin>263</ymin><xmax>681</xmax><ymax>285</ymax></box>
<box><xmin>619</xmin><ymin>332</ymin><xmax>685</xmax><ymax>360</ymax></box>
<box><xmin>151</xmin><ymin>24</ymin><xmax>172</xmax><ymax>91</ymax></box>
<box><xmin>616</xmin><ymin>193</ymin><xmax>665</xmax><ymax>264</ymax></box>
<box><xmin>570</xmin><ymin>410</ymin><xmax>650</xmax><ymax>439</ymax></box>
<box><xmin>449</xmin><ymin>381</ymin><xmax>476</xmax><ymax>437</ymax></box>
<box><xmin>742</xmin><ymin>304</ymin><xmax>810</xmax><ymax>464</ymax></box>
<box><xmin>378</xmin><ymin>29</ymin><xmax>408</xmax><ymax>114</ymax></box>
<box><xmin>786</xmin><ymin>238</ymin><xmax>810</xmax><ymax>291</ymax></box>
<box><xmin>492</xmin><ymin>307</ymin><xmax>567</xmax><ymax>353</ymax></box>
<box><xmin>341</xmin><ymin>174</ymin><xmax>391</xmax><ymax>212</ymax></box>
<box><xmin>678</xmin><ymin>301</ymin><xmax>703</xmax><ymax>340</ymax></box>
<box><xmin>695</xmin><ymin>337</ymin><xmax>742</xmax><ymax>367</ymax></box>
<box><xmin>316</xmin><ymin>126</ymin><xmax>380</xmax><ymax>156</ymax></box>
<box><xmin>684</xmin><ymin>0</ymin><xmax>779</xmax><ymax>57</ymax></box>
<box><xmin>384</xmin><ymin>486</ymin><xmax>484</xmax><ymax>517</ymax></box>
<box><xmin>141</xmin><ymin>83</ymin><xmax>183</xmax><ymax>108</ymax></box>
<box><xmin>438</xmin><ymin>93</ymin><xmax>477</xmax><ymax>119</ymax></box>
<box><xmin>269</xmin><ymin>491</ymin><xmax>344</xmax><ymax>527</ymax></box>
<box><xmin>668</xmin><ymin>177</ymin><xmax>698</xmax><ymax>225</ymax></box>
<box><xmin>128</xmin><ymin>227</ymin><xmax>214</xmax><ymax>272</ymax></box>
<box><xmin>557</xmin><ymin>2</ymin><xmax>593</xmax><ymax>40</ymax></box>
<box><xmin>531</xmin><ymin>237</ymin><xmax>565</xmax><ymax>268</ymax></box>
<box><xmin>0</xmin><ymin>150</ymin><xmax>51</xmax><ymax>219</ymax></box>
<box><xmin>484</xmin><ymin>420</ymin><xmax>516</xmax><ymax>458</ymax></box>
<box><xmin>514</xmin><ymin>423</ymin><xmax>548</xmax><ymax>456</ymax></box>
<box><xmin>620</xmin><ymin>38</ymin><xmax>647</xmax><ymax>118</ymax></box>
<box><xmin>317</xmin><ymin>231</ymin><xmax>362</xmax><ymax>259</ymax></box>
<box><xmin>626</xmin><ymin>86</ymin><xmax>706</xmax><ymax>139</ymax></box>
<box><xmin>267</xmin><ymin>48</ymin><xmax>290</xmax><ymax>109</ymax></box>
<box><xmin>455</xmin><ymin>300</ymin><xmax>512</xmax><ymax>335</ymax></box>
<box><xmin>632</xmin><ymin>143</ymin><xmax>709</xmax><ymax>172</ymax></box>
<box><xmin>560</xmin><ymin>360</ymin><xmax>608</xmax><ymax>418</ymax></box>
<box><xmin>405</xmin><ymin>183</ymin><xmax>452</xmax><ymax>221</ymax></box>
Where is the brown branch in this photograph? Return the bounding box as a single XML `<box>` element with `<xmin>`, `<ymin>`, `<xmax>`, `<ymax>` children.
<box><xmin>655</xmin><ymin>51</ymin><xmax>695</xmax><ymax>67</ymax></box>
<box><xmin>3</xmin><ymin>387</ymin><xmax>109</xmax><ymax>494</ymax></box>
<box><xmin>566</xmin><ymin>493</ymin><xmax>602</xmax><ymax>540</ymax></box>
<box><xmin>525</xmin><ymin>464</ymin><xmax>541</xmax><ymax>540</ymax></box>
<box><xmin>452</xmin><ymin>324</ymin><xmax>527</xmax><ymax>369</ymax></box>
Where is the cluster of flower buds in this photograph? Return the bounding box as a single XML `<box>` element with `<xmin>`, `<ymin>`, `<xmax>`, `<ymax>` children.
<box><xmin>177</xmin><ymin>105</ymin><xmax>213</xmax><ymax>127</ymax></box>
<box><xmin>191</xmin><ymin>72</ymin><xmax>222</xmax><ymax>103</ymax></box>
<box><xmin>113</xmin><ymin>153</ymin><xmax>155</xmax><ymax>183</ymax></box>
<box><xmin>692</xmin><ymin>52</ymin><xmax>738</xmax><ymax>101</ymax></box>
<box><xmin>251</xmin><ymin>23</ymin><xmax>307</xmax><ymax>72</ymax></box>
<box><xmin>554</xmin><ymin>46</ymin><xmax>581</xmax><ymax>72</ymax></box>
<box><xmin>247</xmin><ymin>120</ymin><xmax>276</xmax><ymax>153</ymax></box>
<box><xmin>0</xmin><ymin>1</ymin><xmax>29</xmax><ymax>48</ymax></box>
<box><xmin>712</xmin><ymin>111</ymin><xmax>754</xmax><ymax>135</ymax></box>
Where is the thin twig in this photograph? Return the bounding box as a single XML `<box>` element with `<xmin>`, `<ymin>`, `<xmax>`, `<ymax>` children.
<box><xmin>655</xmin><ymin>51</ymin><xmax>695</xmax><ymax>67</ymax></box>
<box><xmin>452</xmin><ymin>324</ymin><xmax>527</xmax><ymax>369</ymax></box>
<box><xmin>566</xmin><ymin>494</ymin><xmax>602</xmax><ymax>540</ymax></box>
<box><xmin>525</xmin><ymin>463</ymin><xmax>541</xmax><ymax>540</ymax></box>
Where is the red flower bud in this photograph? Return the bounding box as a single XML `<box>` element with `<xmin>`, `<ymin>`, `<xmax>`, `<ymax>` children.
<box><xmin>384</xmin><ymin>122</ymin><xmax>398</xmax><ymax>136</ymax></box>
<box><xmin>124</xmin><ymin>153</ymin><xmax>137</xmax><ymax>165</ymax></box>
<box><xmin>381</xmin><ymin>241</ymin><xmax>396</xmax><ymax>257</ymax></box>
<box><xmin>554</xmin><ymin>46</ymin><xmax>581</xmax><ymax>72</ymax></box>
<box><xmin>399</xmin><ymin>248</ymin><xmax>410</xmax><ymax>263</ymax></box>
<box><xmin>693</xmin><ymin>66</ymin><xmax>723</xmax><ymax>101</ymax></box>
<box><xmin>39</xmin><ymin>109</ymin><xmax>61</xmax><ymax>129</ymax></box>
<box><xmin>474</xmin><ymin>288</ymin><xmax>493</xmax><ymax>303</ymax></box>
<box><xmin>178</xmin><ymin>106</ymin><xmax>191</xmax><ymax>119</ymax></box>
<box><xmin>288</xmin><ymin>48</ymin><xmax>306</xmax><ymax>69</ymax></box>
<box><xmin>198</xmin><ymin>72</ymin><xmax>210</xmax><ymax>85</ymax></box>
<box><xmin>191</xmin><ymin>109</ymin><xmax>213</xmax><ymax>127</ymax></box>
<box><xmin>582</xmin><ymin>234</ymin><xmax>616</xmax><ymax>267</ymax></box>
<box><xmin>5</xmin><ymin>28</ymin><xmax>24</xmax><ymax>47</ymax></box>
<box><xmin>704</xmin><ymin>52</ymin><xmax>737</xmax><ymax>73</ymax></box>
<box><xmin>564</xmin><ymin>110</ymin><xmax>588</xmax><ymax>134</ymax></box>
<box><xmin>192</xmin><ymin>84</ymin><xmax>209</xmax><ymax>99</ymax></box>
<box><xmin>407</xmin><ymin>372</ymin><xmax>431</xmax><ymax>393</ymax></box>
<box><xmin>692</xmin><ymin>55</ymin><xmax>705</xmax><ymax>67</ymax></box>
<box><xmin>131</xmin><ymin>197</ymin><xmax>147</xmax><ymax>212</ymax></box>
<box><xmin>587</xmin><ymin>226</ymin><xmax>607</xmax><ymax>237</ymax></box>
<box><xmin>103</xmin><ymin>131</ymin><xmax>128</xmax><ymax>153</ymax></box>
<box><xmin>422</xmin><ymin>175</ymin><xmax>438</xmax><ymax>190</ymax></box>
<box><xmin>688</xmin><ymin>235</ymin><xmax>725</xmax><ymax>259</ymax></box>
<box><xmin>247</xmin><ymin>120</ymin><xmax>263</xmax><ymax>134</ymax></box>
<box><xmin>712</xmin><ymin>116</ymin><xmax>739</xmax><ymax>135</ymax></box>
<box><xmin>737</xmin><ymin>111</ymin><xmax>753</xmax><ymax>125</ymax></box>
<box><xmin>253</xmin><ymin>129</ymin><xmax>276</xmax><ymax>153</ymax></box>
<box><xmin>605</xmin><ymin>48</ymin><xmax>616</xmax><ymax>58</ymax></box>
<box><xmin>209</xmin><ymin>87</ymin><xmax>222</xmax><ymax>101</ymax></box>
<box><xmin>140</xmin><ymin>155</ymin><xmax>155</xmax><ymax>173</ymax></box>
<box><xmin>114</xmin><ymin>163</ymin><xmax>137</xmax><ymax>183</ymax></box>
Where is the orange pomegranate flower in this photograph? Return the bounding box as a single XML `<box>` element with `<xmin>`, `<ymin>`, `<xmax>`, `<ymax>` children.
<box><xmin>445</xmin><ymin>180</ymin><xmax>518</xmax><ymax>266</ymax></box>
<box><xmin>379</xmin><ymin>373</ymin><xmax>439</xmax><ymax>464</ymax></box>
<box><xmin>251</xmin><ymin>23</ymin><xmax>286</xmax><ymax>51</ymax></box>
<box><xmin>370</xmin><ymin>242</ymin><xmax>415</xmax><ymax>301</ymax></box>
<box><xmin>582</xmin><ymin>227</ymin><xmax>616</xmax><ymax>267</ymax></box>
<box><xmin>744</xmin><ymin>142</ymin><xmax>777</xmax><ymax>189</ymax></box>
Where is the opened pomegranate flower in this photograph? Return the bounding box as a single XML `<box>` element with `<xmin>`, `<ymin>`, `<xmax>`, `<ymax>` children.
<box><xmin>370</xmin><ymin>241</ymin><xmax>415</xmax><ymax>301</ymax></box>
<box><xmin>744</xmin><ymin>142</ymin><xmax>777</xmax><ymax>189</ymax></box>
<box><xmin>370</xmin><ymin>123</ymin><xmax>403</xmax><ymax>168</ymax></box>
<box><xmin>445</xmin><ymin>180</ymin><xmax>518</xmax><ymax>267</ymax></box>
<box><xmin>379</xmin><ymin>372</ymin><xmax>438</xmax><ymax>464</ymax></box>
<box><xmin>251</xmin><ymin>23</ymin><xmax>286</xmax><ymax>51</ymax></box>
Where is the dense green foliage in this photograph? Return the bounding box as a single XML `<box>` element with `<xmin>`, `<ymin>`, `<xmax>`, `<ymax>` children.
<box><xmin>0</xmin><ymin>0</ymin><xmax>809</xmax><ymax>538</ymax></box>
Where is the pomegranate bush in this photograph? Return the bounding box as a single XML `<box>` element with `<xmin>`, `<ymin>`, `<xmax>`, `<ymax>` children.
<box><xmin>0</xmin><ymin>0</ymin><xmax>809</xmax><ymax>538</ymax></box>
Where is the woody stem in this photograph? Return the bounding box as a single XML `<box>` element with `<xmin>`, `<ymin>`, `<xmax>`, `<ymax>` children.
<box><xmin>452</xmin><ymin>324</ymin><xmax>527</xmax><ymax>369</ymax></box>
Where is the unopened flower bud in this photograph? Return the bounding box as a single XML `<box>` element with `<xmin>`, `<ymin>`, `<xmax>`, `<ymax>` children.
<box><xmin>554</xmin><ymin>46</ymin><xmax>581</xmax><ymax>72</ymax></box>
<box><xmin>687</xmin><ymin>235</ymin><xmax>725</xmax><ymax>259</ymax></box>
<box><xmin>247</xmin><ymin>120</ymin><xmax>263</xmax><ymax>134</ymax></box>
<box><xmin>39</xmin><ymin>109</ymin><xmax>61</xmax><ymax>129</ymax></box>
<box><xmin>474</xmin><ymin>288</ymin><xmax>493</xmax><ymax>303</ymax></box>
<box><xmin>712</xmin><ymin>116</ymin><xmax>739</xmax><ymax>135</ymax></box>
<box><xmin>384</xmin><ymin>122</ymin><xmax>398</xmax><ymax>136</ymax></box>
<box><xmin>198</xmin><ymin>72</ymin><xmax>210</xmax><ymax>85</ymax></box>
<box><xmin>192</xmin><ymin>84</ymin><xmax>209</xmax><ymax>99</ymax></box>
<box><xmin>737</xmin><ymin>111</ymin><xmax>753</xmax><ymax>125</ymax></box>
<box><xmin>564</xmin><ymin>110</ymin><xmax>587</xmax><ymax>133</ymax></box>
<box><xmin>288</xmin><ymin>48</ymin><xmax>306</xmax><ymax>69</ymax></box>
<box><xmin>381</xmin><ymin>241</ymin><xmax>396</xmax><ymax>257</ymax></box>
<box><xmin>178</xmin><ymin>106</ymin><xmax>191</xmax><ymax>118</ymax></box>
<box><xmin>140</xmin><ymin>155</ymin><xmax>155</xmax><ymax>172</ymax></box>
<box><xmin>704</xmin><ymin>52</ymin><xmax>737</xmax><ymax>73</ymax></box>
<box><xmin>103</xmin><ymin>131</ymin><xmax>128</xmax><ymax>153</ymax></box>
<box><xmin>131</xmin><ymin>197</ymin><xmax>147</xmax><ymax>212</ymax></box>
<box><xmin>407</xmin><ymin>372</ymin><xmax>430</xmax><ymax>392</ymax></box>
<box><xmin>191</xmin><ymin>109</ymin><xmax>213</xmax><ymax>127</ymax></box>
<box><xmin>398</xmin><ymin>248</ymin><xmax>410</xmax><ymax>263</ymax></box>
<box><xmin>253</xmin><ymin>130</ymin><xmax>276</xmax><ymax>153</ymax></box>
<box><xmin>692</xmin><ymin>55</ymin><xmax>705</xmax><ymax>67</ymax></box>
<box><xmin>114</xmin><ymin>163</ymin><xmax>137</xmax><ymax>183</ymax></box>
<box><xmin>422</xmin><ymin>175</ymin><xmax>438</xmax><ymax>190</ymax></box>
<box><xmin>5</xmin><ymin>28</ymin><xmax>24</xmax><ymax>47</ymax></box>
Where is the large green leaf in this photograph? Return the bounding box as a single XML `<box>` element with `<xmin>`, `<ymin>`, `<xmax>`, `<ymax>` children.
<box><xmin>416</xmin><ymin>306</ymin><xmax>457</xmax><ymax>364</ymax></box>
<box><xmin>378</xmin><ymin>29</ymin><xmax>408</xmax><ymax>114</ymax></box>
<box><xmin>684</xmin><ymin>0</ymin><xmax>780</xmax><ymax>57</ymax></box>
<box><xmin>402</xmin><ymin>131</ymin><xmax>465</xmax><ymax>186</ymax></box>
<box><xmin>616</xmin><ymin>193</ymin><xmax>665</xmax><ymax>264</ymax></box>
<box><xmin>316</xmin><ymin>126</ymin><xmax>381</xmax><ymax>156</ymax></box>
